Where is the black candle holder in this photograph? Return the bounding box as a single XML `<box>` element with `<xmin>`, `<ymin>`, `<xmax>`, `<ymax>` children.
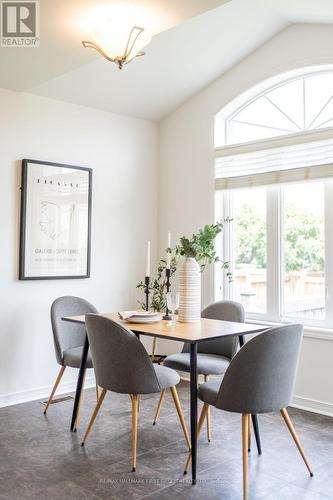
<box><xmin>144</xmin><ymin>276</ymin><xmax>150</xmax><ymax>312</ymax></box>
<box><xmin>162</xmin><ymin>268</ymin><xmax>171</xmax><ymax>320</ymax></box>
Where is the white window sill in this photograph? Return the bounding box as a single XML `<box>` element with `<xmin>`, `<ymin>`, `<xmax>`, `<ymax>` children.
<box><xmin>246</xmin><ymin>318</ymin><xmax>333</xmax><ymax>341</ymax></box>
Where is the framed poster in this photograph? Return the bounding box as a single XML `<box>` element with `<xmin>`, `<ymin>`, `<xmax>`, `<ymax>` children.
<box><xmin>19</xmin><ymin>159</ymin><xmax>92</xmax><ymax>280</ymax></box>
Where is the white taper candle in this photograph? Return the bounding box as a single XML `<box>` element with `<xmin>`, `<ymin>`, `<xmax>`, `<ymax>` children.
<box><xmin>166</xmin><ymin>231</ymin><xmax>171</xmax><ymax>269</ymax></box>
<box><xmin>146</xmin><ymin>241</ymin><xmax>151</xmax><ymax>277</ymax></box>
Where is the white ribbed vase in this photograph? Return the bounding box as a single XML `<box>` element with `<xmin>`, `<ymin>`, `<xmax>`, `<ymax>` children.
<box><xmin>178</xmin><ymin>257</ymin><xmax>201</xmax><ymax>323</ymax></box>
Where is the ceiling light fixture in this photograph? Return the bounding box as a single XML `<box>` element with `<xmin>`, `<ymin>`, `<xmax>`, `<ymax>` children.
<box><xmin>82</xmin><ymin>18</ymin><xmax>152</xmax><ymax>70</ymax></box>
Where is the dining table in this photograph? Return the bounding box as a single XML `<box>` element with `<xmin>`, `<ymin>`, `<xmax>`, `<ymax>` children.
<box><xmin>62</xmin><ymin>313</ymin><xmax>268</xmax><ymax>484</ymax></box>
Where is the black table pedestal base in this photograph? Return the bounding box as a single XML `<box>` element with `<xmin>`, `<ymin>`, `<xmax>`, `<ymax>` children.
<box><xmin>70</xmin><ymin>335</ymin><xmax>89</xmax><ymax>432</ymax></box>
<box><xmin>190</xmin><ymin>343</ymin><xmax>198</xmax><ymax>485</ymax></box>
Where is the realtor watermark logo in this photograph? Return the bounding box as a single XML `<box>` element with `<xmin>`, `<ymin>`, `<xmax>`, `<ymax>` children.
<box><xmin>1</xmin><ymin>1</ymin><xmax>39</xmax><ymax>47</ymax></box>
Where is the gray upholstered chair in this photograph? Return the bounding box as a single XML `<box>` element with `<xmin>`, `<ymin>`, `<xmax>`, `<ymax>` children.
<box><xmin>44</xmin><ymin>296</ymin><xmax>98</xmax><ymax>416</ymax></box>
<box><xmin>154</xmin><ymin>300</ymin><xmax>244</xmax><ymax>442</ymax></box>
<box><xmin>184</xmin><ymin>324</ymin><xmax>313</xmax><ymax>500</ymax></box>
<box><xmin>81</xmin><ymin>314</ymin><xmax>191</xmax><ymax>472</ymax></box>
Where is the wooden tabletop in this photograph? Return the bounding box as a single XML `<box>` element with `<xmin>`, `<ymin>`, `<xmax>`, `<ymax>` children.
<box><xmin>63</xmin><ymin>313</ymin><xmax>268</xmax><ymax>343</ymax></box>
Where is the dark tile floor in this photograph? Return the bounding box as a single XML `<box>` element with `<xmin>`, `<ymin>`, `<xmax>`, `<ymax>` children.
<box><xmin>0</xmin><ymin>381</ymin><xmax>332</xmax><ymax>499</ymax></box>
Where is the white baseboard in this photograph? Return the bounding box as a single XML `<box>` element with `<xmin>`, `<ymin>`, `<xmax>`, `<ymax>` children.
<box><xmin>0</xmin><ymin>375</ymin><xmax>96</xmax><ymax>408</ymax></box>
<box><xmin>179</xmin><ymin>376</ymin><xmax>333</xmax><ymax>418</ymax></box>
<box><xmin>291</xmin><ymin>395</ymin><xmax>333</xmax><ymax>417</ymax></box>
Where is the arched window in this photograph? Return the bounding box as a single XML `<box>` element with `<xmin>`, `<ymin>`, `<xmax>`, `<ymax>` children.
<box><xmin>215</xmin><ymin>68</ymin><xmax>333</xmax><ymax>330</ymax></box>
<box><xmin>215</xmin><ymin>70</ymin><xmax>333</xmax><ymax>146</ymax></box>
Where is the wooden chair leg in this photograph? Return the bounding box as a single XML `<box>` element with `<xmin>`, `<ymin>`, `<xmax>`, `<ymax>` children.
<box><xmin>280</xmin><ymin>408</ymin><xmax>313</xmax><ymax>477</ymax></box>
<box><xmin>74</xmin><ymin>371</ymin><xmax>86</xmax><ymax>431</ymax></box>
<box><xmin>81</xmin><ymin>388</ymin><xmax>107</xmax><ymax>446</ymax></box>
<box><xmin>43</xmin><ymin>366</ymin><xmax>66</xmax><ymax>414</ymax></box>
<box><xmin>153</xmin><ymin>388</ymin><xmax>166</xmax><ymax>425</ymax></box>
<box><xmin>170</xmin><ymin>386</ymin><xmax>191</xmax><ymax>450</ymax></box>
<box><xmin>132</xmin><ymin>394</ymin><xmax>139</xmax><ymax>472</ymax></box>
<box><xmin>248</xmin><ymin>414</ymin><xmax>251</xmax><ymax>452</ymax></box>
<box><xmin>95</xmin><ymin>384</ymin><xmax>100</xmax><ymax>401</ymax></box>
<box><xmin>151</xmin><ymin>337</ymin><xmax>157</xmax><ymax>362</ymax></box>
<box><xmin>204</xmin><ymin>375</ymin><xmax>212</xmax><ymax>442</ymax></box>
<box><xmin>242</xmin><ymin>414</ymin><xmax>249</xmax><ymax>500</ymax></box>
<box><xmin>184</xmin><ymin>402</ymin><xmax>210</xmax><ymax>474</ymax></box>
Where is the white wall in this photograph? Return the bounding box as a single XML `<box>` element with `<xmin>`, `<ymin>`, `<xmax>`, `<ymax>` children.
<box><xmin>0</xmin><ymin>88</ymin><xmax>158</xmax><ymax>407</ymax></box>
<box><xmin>159</xmin><ymin>23</ymin><xmax>333</xmax><ymax>416</ymax></box>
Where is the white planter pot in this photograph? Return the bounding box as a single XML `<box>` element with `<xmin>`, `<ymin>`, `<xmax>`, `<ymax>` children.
<box><xmin>178</xmin><ymin>257</ymin><xmax>201</xmax><ymax>323</ymax></box>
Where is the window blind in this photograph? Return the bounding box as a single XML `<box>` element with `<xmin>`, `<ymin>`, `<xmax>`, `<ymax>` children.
<box><xmin>215</xmin><ymin>139</ymin><xmax>333</xmax><ymax>190</ymax></box>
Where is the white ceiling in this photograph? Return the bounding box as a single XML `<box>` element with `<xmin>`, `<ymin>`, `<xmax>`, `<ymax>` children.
<box><xmin>265</xmin><ymin>0</ymin><xmax>333</xmax><ymax>24</ymax></box>
<box><xmin>2</xmin><ymin>0</ymin><xmax>333</xmax><ymax>121</ymax></box>
<box><xmin>0</xmin><ymin>0</ymin><xmax>230</xmax><ymax>90</ymax></box>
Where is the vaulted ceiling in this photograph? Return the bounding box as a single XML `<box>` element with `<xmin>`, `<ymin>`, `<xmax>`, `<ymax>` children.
<box><xmin>1</xmin><ymin>0</ymin><xmax>333</xmax><ymax>121</ymax></box>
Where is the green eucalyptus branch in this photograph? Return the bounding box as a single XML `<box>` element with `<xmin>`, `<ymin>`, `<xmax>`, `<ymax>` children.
<box><xmin>175</xmin><ymin>218</ymin><xmax>232</xmax><ymax>277</ymax></box>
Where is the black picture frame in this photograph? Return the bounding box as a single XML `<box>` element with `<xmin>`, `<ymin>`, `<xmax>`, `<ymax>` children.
<box><xmin>19</xmin><ymin>159</ymin><xmax>92</xmax><ymax>280</ymax></box>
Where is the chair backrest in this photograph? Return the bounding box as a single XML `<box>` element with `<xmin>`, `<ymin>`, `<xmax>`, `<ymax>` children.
<box><xmin>215</xmin><ymin>324</ymin><xmax>303</xmax><ymax>414</ymax></box>
<box><xmin>182</xmin><ymin>300</ymin><xmax>244</xmax><ymax>359</ymax></box>
<box><xmin>85</xmin><ymin>314</ymin><xmax>161</xmax><ymax>394</ymax></box>
<box><xmin>51</xmin><ymin>296</ymin><xmax>98</xmax><ymax>365</ymax></box>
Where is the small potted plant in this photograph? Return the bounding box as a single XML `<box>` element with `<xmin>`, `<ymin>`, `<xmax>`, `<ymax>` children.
<box><xmin>175</xmin><ymin>219</ymin><xmax>231</xmax><ymax>322</ymax></box>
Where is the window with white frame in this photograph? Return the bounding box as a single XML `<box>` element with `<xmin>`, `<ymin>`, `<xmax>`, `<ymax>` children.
<box><xmin>214</xmin><ymin>69</ymin><xmax>333</xmax><ymax>328</ymax></box>
<box><xmin>216</xmin><ymin>71</ymin><xmax>333</xmax><ymax>147</ymax></box>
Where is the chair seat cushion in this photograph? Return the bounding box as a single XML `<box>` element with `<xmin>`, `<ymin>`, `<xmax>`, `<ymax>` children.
<box><xmin>164</xmin><ymin>353</ymin><xmax>230</xmax><ymax>376</ymax></box>
<box><xmin>198</xmin><ymin>379</ymin><xmax>221</xmax><ymax>406</ymax></box>
<box><xmin>154</xmin><ymin>364</ymin><xmax>180</xmax><ymax>389</ymax></box>
<box><xmin>63</xmin><ymin>346</ymin><xmax>93</xmax><ymax>369</ymax></box>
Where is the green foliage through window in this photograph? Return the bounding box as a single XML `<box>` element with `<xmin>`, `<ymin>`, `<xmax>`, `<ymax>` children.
<box><xmin>235</xmin><ymin>203</ymin><xmax>324</xmax><ymax>272</ymax></box>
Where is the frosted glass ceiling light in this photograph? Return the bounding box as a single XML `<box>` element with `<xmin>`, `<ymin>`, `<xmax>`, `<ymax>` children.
<box><xmin>82</xmin><ymin>17</ymin><xmax>152</xmax><ymax>69</ymax></box>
